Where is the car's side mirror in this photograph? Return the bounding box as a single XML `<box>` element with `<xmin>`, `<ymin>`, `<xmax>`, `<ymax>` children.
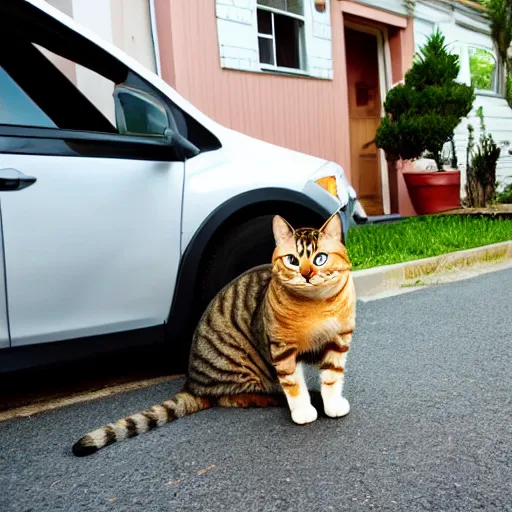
<box><xmin>113</xmin><ymin>85</ymin><xmax>200</xmax><ymax>159</ymax></box>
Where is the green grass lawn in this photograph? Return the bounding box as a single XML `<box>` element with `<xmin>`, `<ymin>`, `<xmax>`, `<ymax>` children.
<box><xmin>346</xmin><ymin>215</ymin><xmax>512</xmax><ymax>270</ymax></box>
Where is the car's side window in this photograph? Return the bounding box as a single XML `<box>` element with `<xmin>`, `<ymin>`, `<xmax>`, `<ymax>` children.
<box><xmin>0</xmin><ymin>65</ymin><xmax>56</xmax><ymax>128</ymax></box>
<box><xmin>0</xmin><ymin>0</ymin><xmax>221</xmax><ymax>156</ymax></box>
<box><xmin>1</xmin><ymin>39</ymin><xmax>120</xmax><ymax>135</ymax></box>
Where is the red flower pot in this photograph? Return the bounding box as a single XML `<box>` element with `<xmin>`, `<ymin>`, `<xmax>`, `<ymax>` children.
<box><xmin>403</xmin><ymin>169</ymin><xmax>461</xmax><ymax>215</ymax></box>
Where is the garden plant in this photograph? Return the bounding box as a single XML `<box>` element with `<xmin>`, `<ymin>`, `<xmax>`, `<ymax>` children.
<box><xmin>375</xmin><ymin>30</ymin><xmax>475</xmax><ymax>171</ymax></box>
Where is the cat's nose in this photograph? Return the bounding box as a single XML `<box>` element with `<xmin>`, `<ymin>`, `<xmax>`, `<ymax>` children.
<box><xmin>300</xmin><ymin>260</ymin><xmax>311</xmax><ymax>277</ymax></box>
<box><xmin>300</xmin><ymin>260</ymin><xmax>315</xmax><ymax>280</ymax></box>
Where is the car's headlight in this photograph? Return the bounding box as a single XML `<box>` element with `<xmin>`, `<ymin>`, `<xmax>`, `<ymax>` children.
<box><xmin>309</xmin><ymin>161</ymin><xmax>354</xmax><ymax>207</ymax></box>
<box><xmin>315</xmin><ymin>175</ymin><xmax>338</xmax><ymax>197</ymax></box>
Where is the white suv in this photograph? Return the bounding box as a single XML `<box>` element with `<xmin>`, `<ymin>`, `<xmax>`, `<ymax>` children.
<box><xmin>0</xmin><ymin>0</ymin><xmax>359</xmax><ymax>372</ymax></box>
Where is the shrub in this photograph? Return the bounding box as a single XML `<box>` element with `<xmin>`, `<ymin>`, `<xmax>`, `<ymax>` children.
<box><xmin>376</xmin><ymin>30</ymin><xmax>475</xmax><ymax>170</ymax></box>
<box><xmin>465</xmin><ymin>107</ymin><xmax>501</xmax><ymax>207</ymax></box>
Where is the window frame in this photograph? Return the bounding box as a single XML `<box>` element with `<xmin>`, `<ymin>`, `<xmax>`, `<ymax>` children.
<box><xmin>256</xmin><ymin>3</ymin><xmax>307</xmax><ymax>75</ymax></box>
<box><xmin>466</xmin><ymin>43</ymin><xmax>501</xmax><ymax>96</ymax></box>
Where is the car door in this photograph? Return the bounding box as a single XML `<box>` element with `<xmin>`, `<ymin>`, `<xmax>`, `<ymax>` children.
<box><xmin>0</xmin><ymin>208</ymin><xmax>8</xmax><ymax>349</ymax></box>
<box><xmin>0</xmin><ymin>17</ymin><xmax>186</xmax><ymax>347</ymax></box>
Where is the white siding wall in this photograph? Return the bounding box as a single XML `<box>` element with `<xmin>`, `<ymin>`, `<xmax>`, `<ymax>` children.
<box><xmin>415</xmin><ymin>1</ymin><xmax>512</xmax><ymax>190</ymax></box>
<box><xmin>215</xmin><ymin>0</ymin><xmax>333</xmax><ymax>79</ymax></box>
<box><xmin>307</xmin><ymin>0</ymin><xmax>334</xmax><ymax>79</ymax></box>
<box><xmin>110</xmin><ymin>0</ymin><xmax>157</xmax><ymax>74</ymax></box>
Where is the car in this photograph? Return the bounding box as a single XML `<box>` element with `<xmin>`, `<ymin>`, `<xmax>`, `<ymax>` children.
<box><xmin>0</xmin><ymin>0</ymin><xmax>361</xmax><ymax>373</ymax></box>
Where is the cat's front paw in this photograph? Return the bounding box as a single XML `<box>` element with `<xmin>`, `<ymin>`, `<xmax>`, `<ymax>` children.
<box><xmin>324</xmin><ymin>397</ymin><xmax>350</xmax><ymax>418</ymax></box>
<box><xmin>291</xmin><ymin>404</ymin><xmax>318</xmax><ymax>425</ymax></box>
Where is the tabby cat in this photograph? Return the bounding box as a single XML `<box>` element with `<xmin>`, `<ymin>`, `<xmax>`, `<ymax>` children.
<box><xmin>72</xmin><ymin>212</ymin><xmax>356</xmax><ymax>456</ymax></box>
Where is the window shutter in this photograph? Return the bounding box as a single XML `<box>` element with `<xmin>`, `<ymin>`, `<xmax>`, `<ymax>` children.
<box><xmin>216</xmin><ymin>0</ymin><xmax>260</xmax><ymax>72</ymax></box>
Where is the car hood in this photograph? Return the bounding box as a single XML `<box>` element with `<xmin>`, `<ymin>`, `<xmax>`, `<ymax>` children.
<box><xmin>213</xmin><ymin>125</ymin><xmax>339</xmax><ymax>186</ymax></box>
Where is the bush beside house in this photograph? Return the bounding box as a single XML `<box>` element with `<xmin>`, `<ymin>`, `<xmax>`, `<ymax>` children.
<box><xmin>375</xmin><ymin>30</ymin><xmax>475</xmax><ymax>214</ymax></box>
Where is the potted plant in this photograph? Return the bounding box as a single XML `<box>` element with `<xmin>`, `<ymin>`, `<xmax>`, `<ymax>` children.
<box><xmin>375</xmin><ymin>30</ymin><xmax>475</xmax><ymax>215</ymax></box>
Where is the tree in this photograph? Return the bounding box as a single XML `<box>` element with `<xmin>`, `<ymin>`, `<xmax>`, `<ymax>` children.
<box><xmin>469</xmin><ymin>48</ymin><xmax>496</xmax><ymax>90</ymax></box>
<box><xmin>482</xmin><ymin>0</ymin><xmax>512</xmax><ymax>107</ymax></box>
<box><xmin>375</xmin><ymin>30</ymin><xmax>475</xmax><ymax>171</ymax></box>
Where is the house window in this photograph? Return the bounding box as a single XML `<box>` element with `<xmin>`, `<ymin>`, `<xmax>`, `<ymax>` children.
<box><xmin>257</xmin><ymin>0</ymin><xmax>305</xmax><ymax>71</ymax></box>
<box><xmin>468</xmin><ymin>46</ymin><xmax>498</xmax><ymax>93</ymax></box>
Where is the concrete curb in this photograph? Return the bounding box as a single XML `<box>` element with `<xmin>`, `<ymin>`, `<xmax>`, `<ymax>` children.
<box><xmin>352</xmin><ymin>241</ymin><xmax>512</xmax><ymax>298</ymax></box>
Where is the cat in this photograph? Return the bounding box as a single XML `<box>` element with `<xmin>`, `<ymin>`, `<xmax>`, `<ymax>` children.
<box><xmin>72</xmin><ymin>211</ymin><xmax>356</xmax><ymax>456</ymax></box>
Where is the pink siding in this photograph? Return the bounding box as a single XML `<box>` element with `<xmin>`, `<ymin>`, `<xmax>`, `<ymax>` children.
<box><xmin>397</xmin><ymin>18</ymin><xmax>418</xmax><ymax>217</ymax></box>
<box><xmin>389</xmin><ymin>26</ymin><xmax>404</xmax><ymax>84</ymax></box>
<box><xmin>154</xmin><ymin>0</ymin><xmax>176</xmax><ymax>87</ymax></box>
<box><xmin>154</xmin><ymin>0</ymin><xmax>352</xmax><ymax>180</ymax></box>
<box><xmin>389</xmin><ymin>17</ymin><xmax>418</xmax><ymax>217</ymax></box>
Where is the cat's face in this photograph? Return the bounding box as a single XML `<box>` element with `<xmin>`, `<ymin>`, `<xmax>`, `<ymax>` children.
<box><xmin>271</xmin><ymin>212</ymin><xmax>351</xmax><ymax>299</ymax></box>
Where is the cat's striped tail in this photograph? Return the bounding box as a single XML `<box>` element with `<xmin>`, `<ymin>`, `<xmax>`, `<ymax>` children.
<box><xmin>72</xmin><ymin>391</ymin><xmax>212</xmax><ymax>457</ymax></box>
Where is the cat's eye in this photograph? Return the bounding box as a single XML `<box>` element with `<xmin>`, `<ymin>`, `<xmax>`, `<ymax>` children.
<box><xmin>314</xmin><ymin>253</ymin><xmax>328</xmax><ymax>266</ymax></box>
<box><xmin>285</xmin><ymin>255</ymin><xmax>299</xmax><ymax>267</ymax></box>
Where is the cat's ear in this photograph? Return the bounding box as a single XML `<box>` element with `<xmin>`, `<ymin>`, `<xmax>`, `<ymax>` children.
<box><xmin>319</xmin><ymin>211</ymin><xmax>342</xmax><ymax>242</ymax></box>
<box><xmin>272</xmin><ymin>215</ymin><xmax>295</xmax><ymax>245</ymax></box>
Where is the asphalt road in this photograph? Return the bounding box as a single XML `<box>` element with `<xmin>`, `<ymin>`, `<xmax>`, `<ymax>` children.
<box><xmin>2</xmin><ymin>268</ymin><xmax>512</xmax><ymax>512</ymax></box>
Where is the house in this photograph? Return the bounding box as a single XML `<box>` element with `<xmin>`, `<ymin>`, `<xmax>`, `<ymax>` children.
<box><xmin>414</xmin><ymin>0</ymin><xmax>512</xmax><ymax>193</ymax></box>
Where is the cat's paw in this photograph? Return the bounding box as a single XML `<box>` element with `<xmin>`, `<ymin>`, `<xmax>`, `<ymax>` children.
<box><xmin>324</xmin><ymin>397</ymin><xmax>350</xmax><ymax>418</ymax></box>
<box><xmin>291</xmin><ymin>404</ymin><xmax>318</xmax><ymax>425</ymax></box>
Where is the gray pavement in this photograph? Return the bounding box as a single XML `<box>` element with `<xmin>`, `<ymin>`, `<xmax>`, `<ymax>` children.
<box><xmin>2</xmin><ymin>268</ymin><xmax>512</xmax><ymax>512</ymax></box>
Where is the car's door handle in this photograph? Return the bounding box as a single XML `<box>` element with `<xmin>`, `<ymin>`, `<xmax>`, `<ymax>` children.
<box><xmin>0</xmin><ymin>168</ymin><xmax>37</xmax><ymax>191</ymax></box>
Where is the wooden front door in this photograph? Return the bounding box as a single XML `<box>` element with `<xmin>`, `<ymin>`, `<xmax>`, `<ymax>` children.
<box><xmin>345</xmin><ymin>27</ymin><xmax>383</xmax><ymax>216</ymax></box>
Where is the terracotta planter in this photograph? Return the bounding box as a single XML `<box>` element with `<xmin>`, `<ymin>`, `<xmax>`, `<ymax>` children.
<box><xmin>402</xmin><ymin>169</ymin><xmax>461</xmax><ymax>215</ymax></box>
